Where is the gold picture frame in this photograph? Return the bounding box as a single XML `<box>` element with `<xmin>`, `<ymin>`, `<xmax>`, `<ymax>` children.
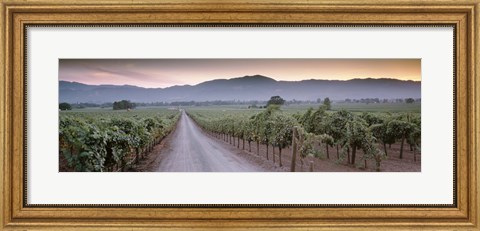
<box><xmin>1</xmin><ymin>0</ymin><xmax>479</xmax><ymax>230</ymax></box>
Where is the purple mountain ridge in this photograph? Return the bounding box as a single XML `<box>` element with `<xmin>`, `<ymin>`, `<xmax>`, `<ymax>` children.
<box><xmin>59</xmin><ymin>75</ymin><xmax>421</xmax><ymax>103</ymax></box>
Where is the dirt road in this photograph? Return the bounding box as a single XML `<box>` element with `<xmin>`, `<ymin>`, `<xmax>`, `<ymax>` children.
<box><xmin>155</xmin><ymin>111</ymin><xmax>265</xmax><ymax>172</ymax></box>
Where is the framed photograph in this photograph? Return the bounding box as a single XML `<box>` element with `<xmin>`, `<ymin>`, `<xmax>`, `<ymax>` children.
<box><xmin>1</xmin><ymin>0</ymin><xmax>479</xmax><ymax>230</ymax></box>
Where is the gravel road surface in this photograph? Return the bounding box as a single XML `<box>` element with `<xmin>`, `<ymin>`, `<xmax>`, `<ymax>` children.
<box><xmin>156</xmin><ymin>111</ymin><xmax>265</xmax><ymax>172</ymax></box>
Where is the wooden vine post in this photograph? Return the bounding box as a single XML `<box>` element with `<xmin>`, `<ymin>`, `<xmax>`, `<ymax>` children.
<box><xmin>290</xmin><ymin>127</ymin><xmax>298</xmax><ymax>172</ymax></box>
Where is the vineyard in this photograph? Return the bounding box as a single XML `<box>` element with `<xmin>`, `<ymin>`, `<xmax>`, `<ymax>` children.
<box><xmin>59</xmin><ymin>109</ymin><xmax>180</xmax><ymax>172</ymax></box>
<box><xmin>58</xmin><ymin>103</ymin><xmax>421</xmax><ymax>172</ymax></box>
<box><xmin>187</xmin><ymin>105</ymin><xmax>421</xmax><ymax>172</ymax></box>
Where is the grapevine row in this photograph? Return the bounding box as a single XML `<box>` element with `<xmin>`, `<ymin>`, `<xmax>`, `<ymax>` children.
<box><xmin>59</xmin><ymin>110</ymin><xmax>180</xmax><ymax>172</ymax></box>
<box><xmin>188</xmin><ymin>105</ymin><xmax>421</xmax><ymax>171</ymax></box>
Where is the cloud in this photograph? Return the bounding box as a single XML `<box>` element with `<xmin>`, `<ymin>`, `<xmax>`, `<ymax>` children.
<box><xmin>59</xmin><ymin>60</ymin><xmax>185</xmax><ymax>87</ymax></box>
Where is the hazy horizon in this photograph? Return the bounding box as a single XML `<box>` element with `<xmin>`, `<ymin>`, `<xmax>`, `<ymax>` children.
<box><xmin>59</xmin><ymin>59</ymin><xmax>421</xmax><ymax>88</ymax></box>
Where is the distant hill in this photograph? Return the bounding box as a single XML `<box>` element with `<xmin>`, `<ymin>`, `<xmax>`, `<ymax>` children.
<box><xmin>59</xmin><ymin>75</ymin><xmax>421</xmax><ymax>103</ymax></box>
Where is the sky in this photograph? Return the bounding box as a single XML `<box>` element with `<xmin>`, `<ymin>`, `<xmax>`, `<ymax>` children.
<box><xmin>59</xmin><ymin>59</ymin><xmax>421</xmax><ymax>88</ymax></box>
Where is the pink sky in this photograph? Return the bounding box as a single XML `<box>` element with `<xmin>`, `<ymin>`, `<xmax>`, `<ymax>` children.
<box><xmin>59</xmin><ymin>59</ymin><xmax>421</xmax><ymax>88</ymax></box>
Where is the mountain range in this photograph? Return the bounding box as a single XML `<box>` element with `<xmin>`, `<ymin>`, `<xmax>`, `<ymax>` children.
<box><xmin>59</xmin><ymin>75</ymin><xmax>421</xmax><ymax>103</ymax></box>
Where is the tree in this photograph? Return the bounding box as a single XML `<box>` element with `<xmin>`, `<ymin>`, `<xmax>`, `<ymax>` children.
<box><xmin>369</xmin><ymin>114</ymin><xmax>396</xmax><ymax>156</ymax></box>
<box><xmin>113</xmin><ymin>100</ymin><xmax>135</xmax><ymax>110</ymax></box>
<box><xmin>328</xmin><ymin>110</ymin><xmax>378</xmax><ymax>166</ymax></box>
<box><xmin>387</xmin><ymin>114</ymin><xmax>415</xmax><ymax>159</ymax></box>
<box><xmin>361</xmin><ymin>112</ymin><xmax>383</xmax><ymax>127</ymax></box>
<box><xmin>342</xmin><ymin>115</ymin><xmax>369</xmax><ymax>165</ymax></box>
<box><xmin>406</xmin><ymin>115</ymin><xmax>421</xmax><ymax>154</ymax></box>
<box><xmin>298</xmin><ymin>130</ymin><xmax>317</xmax><ymax>169</ymax></box>
<box><xmin>258</xmin><ymin>111</ymin><xmax>274</xmax><ymax>160</ymax></box>
<box><xmin>405</xmin><ymin>98</ymin><xmax>415</xmax><ymax>104</ymax></box>
<box><xmin>267</xmin><ymin>96</ymin><xmax>285</xmax><ymax>106</ymax></box>
<box><xmin>250</xmin><ymin>114</ymin><xmax>263</xmax><ymax>155</ymax></box>
<box><xmin>299</xmin><ymin>107</ymin><xmax>314</xmax><ymax>133</ymax></box>
<box><xmin>323</xmin><ymin>97</ymin><xmax>331</xmax><ymax>110</ymax></box>
<box><xmin>59</xmin><ymin>102</ymin><xmax>72</xmax><ymax>111</ymax></box>
<box><xmin>318</xmin><ymin>134</ymin><xmax>334</xmax><ymax>159</ymax></box>
<box><xmin>310</xmin><ymin>106</ymin><xmax>328</xmax><ymax>134</ymax></box>
<box><xmin>327</xmin><ymin>110</ymin><xmax>352</xmax><ymax>160</ymax></box>
<box><xmin>271</xmin><ymin>113</ymin><xmax>296</xmax><ymax>166</ymax></box>
<box><xmin>234</xmin><ymin>119</ymin><xmax>246</xmax><ymax>149</ymax></box>
<box><xmin>244</xmin><ymin>118</ymin><xmax>257</xmax><ymax>152</ymax></box>
<box><xmin>303</xmin><ymin>106</ymin><xmax>335</xmax><ymax>159</ymax></box>
<box><xmin>252</xmin><ymin>105</ymin><xmax>280</xmax><ymax>159</ymax></box>
<box><xmin>360</xmin><ymin>134</ymin><xmax>386</xmax><ymax>171</ymax></box>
